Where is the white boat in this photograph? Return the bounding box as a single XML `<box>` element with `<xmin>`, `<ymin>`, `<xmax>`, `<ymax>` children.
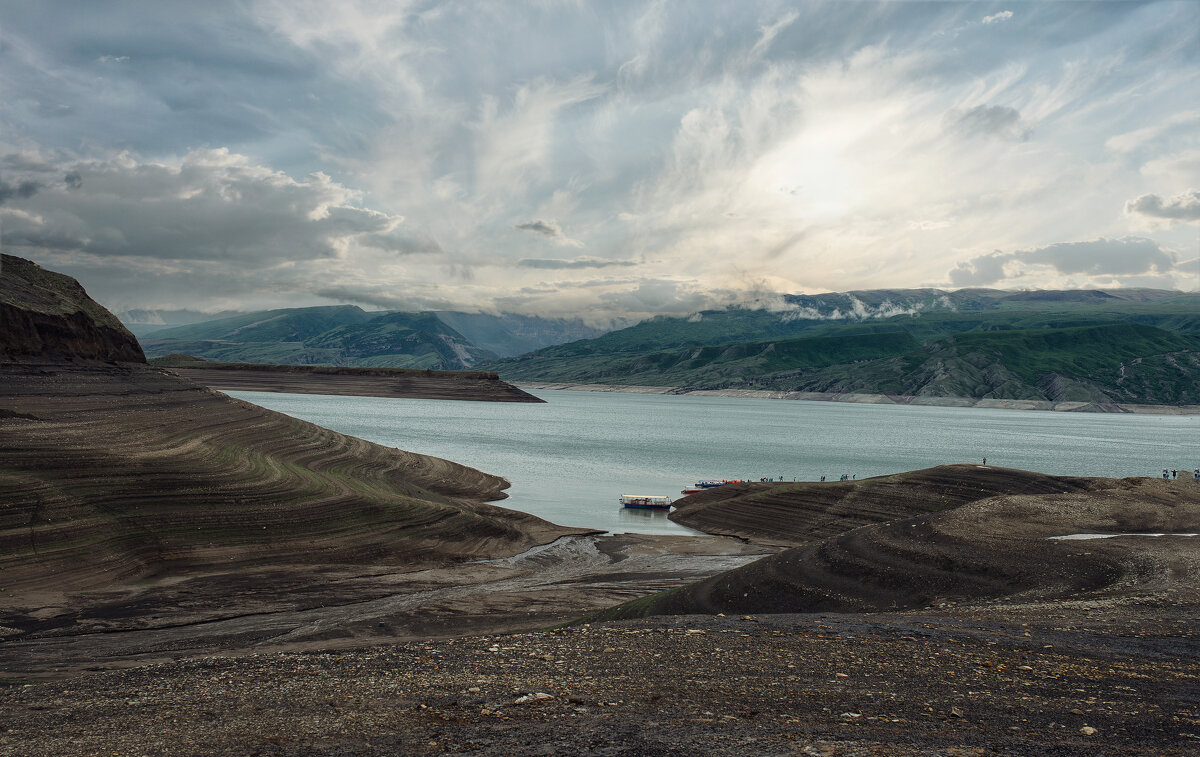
<box><xmin>619</xmin><ymin>494</ymin><xmax>672</xmax><ymax>510</ymax></box>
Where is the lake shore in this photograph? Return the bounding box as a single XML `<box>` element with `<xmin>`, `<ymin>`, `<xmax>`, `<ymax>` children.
<box><xmin>516</xmin><ymin>381</ymin><xmax>1200</xmax><ymax>414</ymax></box>
<box><xmin>167</xmin><ymin>364</ymin><xmax>544</xmax><ymax>402</ymax></box>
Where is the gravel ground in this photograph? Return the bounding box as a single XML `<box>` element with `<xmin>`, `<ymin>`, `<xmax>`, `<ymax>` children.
<box><xmin>3</xmin><ymin>605</ymin><xmax>1197</xmax><ymax>756</ymax></box>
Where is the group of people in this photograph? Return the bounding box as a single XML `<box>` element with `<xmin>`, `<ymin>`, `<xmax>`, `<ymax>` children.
<box><xmin>818</xmin><ymin>474</ymin><xmax>855</xmax><ymax>482</ymax></box>
<box><xmin>1162</xmin><ymin>468</ymin><xmax>1200</xmax><ymax>481</ymax></box>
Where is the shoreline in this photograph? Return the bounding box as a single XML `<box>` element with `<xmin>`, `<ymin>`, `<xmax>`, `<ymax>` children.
<box><xmin>168</xmin><ymin>365</ymin><xmax>544</xmax><ymax>402</ymax></box>
<box><xmin>515</xmin><ymin>381</ymin><xmax>1200</xmax><ymax>415</ymax></box>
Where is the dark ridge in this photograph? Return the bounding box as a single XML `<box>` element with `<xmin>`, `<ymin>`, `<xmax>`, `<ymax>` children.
<box><xmin>669</xmin><ymin>464</ymin><xmax>1093</xmax><ymax>546</ymax></box>
<box><xmin>0</xmin><ymin>255</ymin><xmax>145</xmax><ymax>363</ymax></box>
<box><xmin>596</xmin><ymin>466</ymin><xmax>1199</xmax><ymax>620</ymax></box>
<box><xmin>0</xmin><ymin>259</ymin><xmax>580</xmax><ymax>593</ymax></box>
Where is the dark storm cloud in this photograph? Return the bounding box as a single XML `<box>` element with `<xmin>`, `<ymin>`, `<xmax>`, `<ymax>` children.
<box><xmin>514</xmin><ymin>220</ymin><xmax>560</xmax><ymax>237</ymax></box>
<box><xmin>1</xmin><ymin>150</ymin><xmax>412</xmax><ymax>265</ymax></box>
<box><xmin>517</xmin><ymin>257</ymin><xmax>636</xmax><ymax>270</ymax></box>
<box><xmin>0</xmin><ymin>179</ymin><xmax>41</xmax><ymax>204</ymax></box>
<box><xmin>949</xmin><ymin>237</ymin><xmax>1176</xmax><ymax>286</ymax></box>
<box><xmin>0</xmin><ymin>2</ymin><xmax>388</xmax><ymax>172</ymax></box>
<box><xmin>1125</xmin><ymin>190</ymin><xmax>1200</xmax><ymax>223</ymax></box>
<box><xmin>64</xmin><ymin>172</ymin><xmax>82</xmax><ymax>189</ymax></box>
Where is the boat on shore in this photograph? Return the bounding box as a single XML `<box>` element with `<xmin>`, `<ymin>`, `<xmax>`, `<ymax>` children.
<box><xmin>681</xmin><ymin>479</ymin><xmax>744</xmax><ymax>495</ymax></box>
<box><xmin>619</xmin><ymin>494</ymin><xmax>672</xmax><ymax>510</ymax></box>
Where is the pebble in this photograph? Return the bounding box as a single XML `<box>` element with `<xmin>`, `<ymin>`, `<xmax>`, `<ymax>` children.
<box><xmin>1080</xmin><ymin>726</ymin><xmax>1097</xmax><ymax>736</ymax></box>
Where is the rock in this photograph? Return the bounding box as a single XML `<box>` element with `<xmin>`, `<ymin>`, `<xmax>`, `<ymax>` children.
<box><xmin>1080</xmin><ymin>726</ymin><xmax>1096</xmax><ymax>736</ymax></box>
<box><xmin>949</xmin><ymin>706</ymin><xmax>965</xmax><ymax>719</ymax></box>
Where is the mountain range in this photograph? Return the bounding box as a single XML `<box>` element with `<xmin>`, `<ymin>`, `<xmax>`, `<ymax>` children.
<box><xmin>135</xmin><ymin>306</ymin><xmax>607</xmax><ymax>369</ymax></box>
<box><xmin>485</xmin><ymin>288</ymin><xmax>1200</xmax><ymax>407</ymax></box>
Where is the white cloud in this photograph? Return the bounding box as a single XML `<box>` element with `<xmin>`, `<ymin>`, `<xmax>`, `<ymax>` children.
<box><xmin>1105</xmin><ymin>111</ymin><xmax>1200</xmax><ymax>154</ymax></box>
<box><xmin>949</xmin><ymin>237</ymin><xmax>1180</xmax><ymax>287</ymax></box>
<box><xmin>1</xmin><ymin>1</ymin><xmax>1198</xmax><ymax>317</ymax></box>
<box><xmin>1125</xmin><ymin>190</ymin><xmax>1200</xmax><ymax>224</ymax></box>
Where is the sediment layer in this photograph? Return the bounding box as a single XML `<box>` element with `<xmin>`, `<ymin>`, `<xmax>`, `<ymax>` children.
<box><xmin>605</xmin><ymin>466</ymin><xmax>1200</xmax><ymax>618</ymax></box>
<box><xmin>668</xmin><ymin>464</ymin><xmax>1094</xmax><ymax>546</ymax></box>
<box><xmin>0</xmin><ymin>361</ymin><xmax>582</xmax><ymax>593</ymax></box>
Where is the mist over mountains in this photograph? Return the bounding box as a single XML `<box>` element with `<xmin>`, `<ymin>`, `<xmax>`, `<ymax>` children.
<box><xmin>133</xmin><ymin>306</ymin><xmax>607</xmax><ymax>369</ymax></box>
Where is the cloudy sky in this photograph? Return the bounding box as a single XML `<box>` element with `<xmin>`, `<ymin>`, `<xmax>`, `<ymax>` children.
<box><xmin>1</xmin><ymin>1</ymin><xmax>1198</xmax><ymax>322</ymax></box>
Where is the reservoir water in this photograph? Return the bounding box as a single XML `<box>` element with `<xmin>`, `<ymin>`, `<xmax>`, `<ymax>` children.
<box><xmin>226</xmin><ymin>389</ymin><xmax>1197</xmax><ymax>536</ymax></box>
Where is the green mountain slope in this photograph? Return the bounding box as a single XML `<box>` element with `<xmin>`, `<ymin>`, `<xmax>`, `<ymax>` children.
<box><xmin>304</xmin><ymin>312</ymin><xmax>496</xmax><ymax>369</ymax></box>
<box><xmin>488</xmin><ymin>290</ymin><xmax>1200</xmax><ymax>406</ymax></box>
<box><xmin>137</xmin><ymin>306</ymin><xmax>606</xmax><ymax>369</ymax></box>
<box><xmin>432</xmin><ymin>311</ymin><xmax>607</xmax><ymax>358</ymax></box>
<box><xmin>139</xmin><ymin>306</ymin><xmax>485</xmax><ymax>369</ymax></box>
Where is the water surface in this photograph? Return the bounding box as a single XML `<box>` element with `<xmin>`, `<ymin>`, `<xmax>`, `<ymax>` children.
<box><xmin>227</xmin><ymin>389</ymin><xmax>1197</xmax><ymax>535</ymax></box>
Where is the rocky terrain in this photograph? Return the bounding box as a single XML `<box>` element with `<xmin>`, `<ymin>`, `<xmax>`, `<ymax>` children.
<box><xmin>0</xmin><ymin>254</ymin><xmax>592</xmax><ymax>657</ymax></box>
<box><xmin>3</xmin><ymin>576</ymin><xmax>1198</xmax><ymax>755</ymax></box>
<box><xmin>4</xmin><ymin>462</ymin><xmax>1197</xmax><ymax>755</ymax></box>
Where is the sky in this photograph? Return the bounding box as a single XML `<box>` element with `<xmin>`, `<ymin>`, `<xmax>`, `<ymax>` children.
<box><xmin>1</xmin><ymin>1</ymin><xmax>1198</xmax><ymax>323</ymax></box>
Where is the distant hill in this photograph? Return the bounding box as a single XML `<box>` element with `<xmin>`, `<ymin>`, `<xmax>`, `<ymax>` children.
<box><xmin>138</xmin><ymin>306</ymin><xmax>609</xmax><ymax>369</ymax></box>
<box><xmin>486</xmin><ymin>288</ymin><xmax>1200</xmax><ymax>407</ymax></box>
<box><xmin>432</xmin><ymin>311</ymin><xmax>607</xmax><ymax>357</ymax></box>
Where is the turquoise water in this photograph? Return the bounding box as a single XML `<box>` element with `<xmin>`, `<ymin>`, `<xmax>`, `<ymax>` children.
<box><xmin>226</xmin><ymin>389</ymin><xmax>1198</xmax><ymax>535</ymax></box>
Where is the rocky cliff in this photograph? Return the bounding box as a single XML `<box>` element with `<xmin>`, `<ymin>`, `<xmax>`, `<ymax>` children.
<box><xmin>0</xmin><ymin>257</ymin><xmax>583</xmax><ymax>594</ymax></box>
<box><xmin>0</xmin><ymin>254</ymin><xmax>145</xmax><ymax>363</ymax></box>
